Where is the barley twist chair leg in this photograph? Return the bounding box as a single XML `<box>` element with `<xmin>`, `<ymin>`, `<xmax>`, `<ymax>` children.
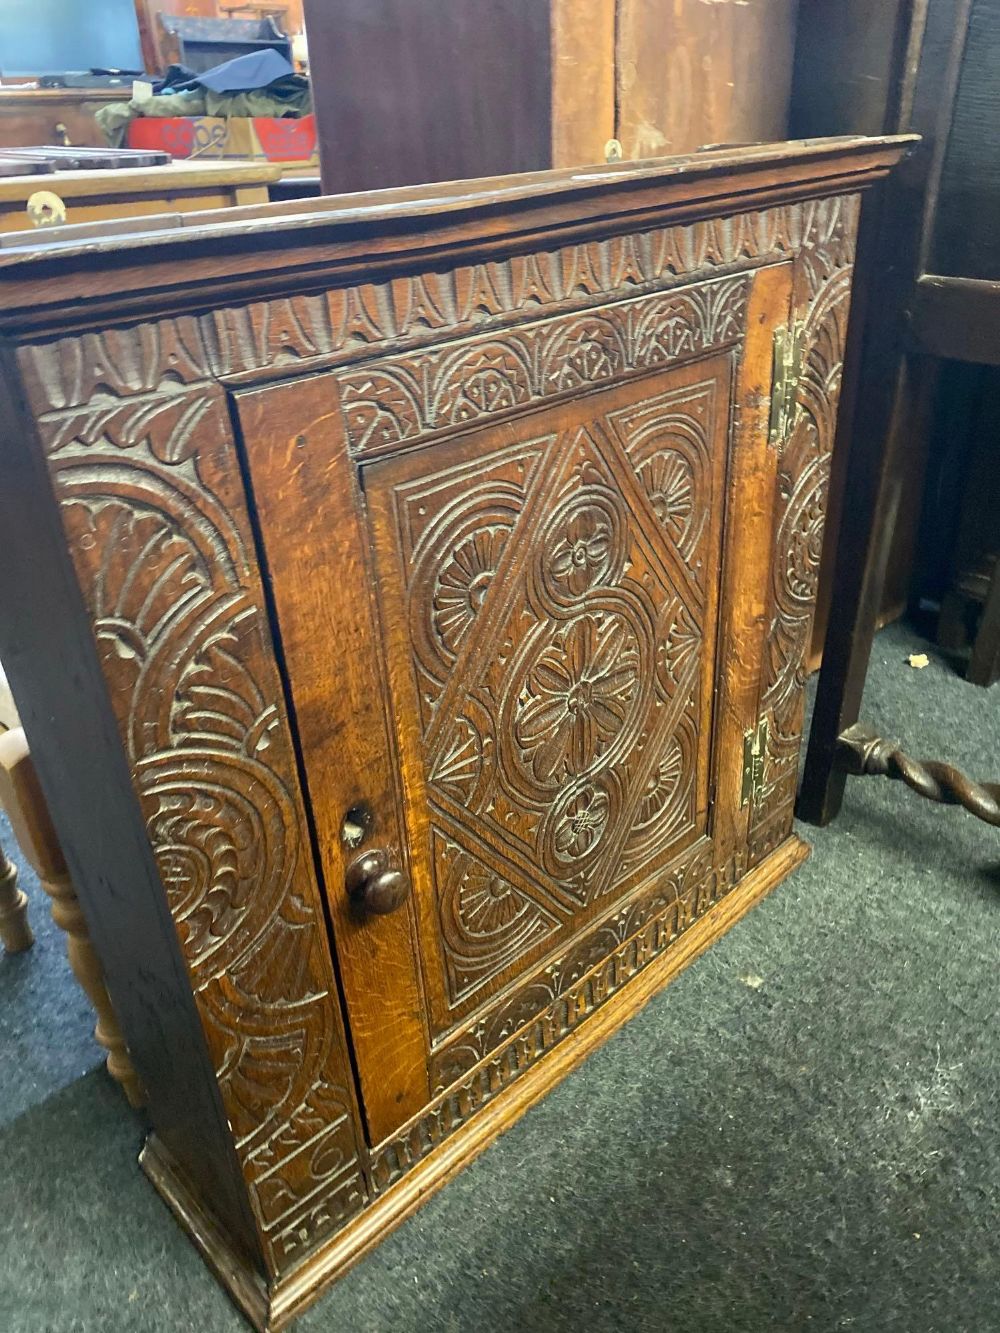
<box><xmin>0</xmin><ymin>838</ymin><xmax>33</xmax><ymax>954</ymax></box>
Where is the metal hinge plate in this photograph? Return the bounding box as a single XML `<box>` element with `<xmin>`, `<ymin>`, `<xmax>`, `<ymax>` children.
<box><xmin>741</xmin><ymin>716</ymin><xmax>769</xmax><ymax>807</ymax></box>
<box><xmin>768</xmin><ymin>321</ymin><xmax>806</xmax><ymax>450</ymax></box>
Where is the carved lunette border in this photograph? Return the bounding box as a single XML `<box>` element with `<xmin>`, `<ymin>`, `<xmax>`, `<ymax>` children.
<box><xmin>371</xmin><ymin>834</ymin><xmax>748</xmax><ymax>1192</ymax></box>
<box><xmin>15</xmin><ymin>192</ymin><xmax>858</xmax><ymax>1276</ymax></box>
<box><xmin>335</xmin><ymin>273</ymin><xmax>750</xmax><ymax>459</ymax></box>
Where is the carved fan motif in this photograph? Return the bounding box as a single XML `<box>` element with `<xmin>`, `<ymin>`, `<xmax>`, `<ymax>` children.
<box><xmin>620</xmin><ymin>697</ymin><xmax>699</xmax><ymax>879</ymax></box>
<box><xmin>607</xmin><ymin>379</ymin><xmax>716</xmax><ymax>594</ymax></box>
<box><xmin>640</xmin><ymin>452</ymin><xmax>694</xmax><ymax>542</ymax></box>
<box><xmin>637</xmin><ymin>740</ymin><xmax>683</xmax><ymax>827</ymax></box>
<box><xmin>432</xmin><ymin>526</ymin><xmax>509</xmax><ymax>655</ymax></box>
<box><xmin>435</xmin><ymin>832</ymin><xmax>560</xmax><ymax>1001</ymax></box>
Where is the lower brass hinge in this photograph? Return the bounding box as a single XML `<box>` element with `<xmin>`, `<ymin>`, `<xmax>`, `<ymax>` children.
<box><xmin>741</xmin><ymin>716</ymin><xmax>769</xmax><ymax>807</ymax></box>
<box><xmin>768</xmin><ymin>321</ymin><xmax>806</xmax><ymax>450</ymax></box>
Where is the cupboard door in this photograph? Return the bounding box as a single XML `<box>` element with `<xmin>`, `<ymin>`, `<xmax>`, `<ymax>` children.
<box><xmin>363</xmin><ymin>359</ymin><xmax>729</xmax><ymax>1028</ymax></box>
<box><xmin>237</xmin><ymin>261</ymin><xmax>793</xmax><ymax>1144</ymax></box>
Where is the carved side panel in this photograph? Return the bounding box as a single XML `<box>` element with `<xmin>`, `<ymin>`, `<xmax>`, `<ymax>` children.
<box><xmin>18</xmin><ymin>323</ymin><xmax>368</xmax><ymax>1275</ymax></box>
<box><xmin>749</xmin><ymin>194</ymin><xmax>861</xmax><ymax>860</ymax></box>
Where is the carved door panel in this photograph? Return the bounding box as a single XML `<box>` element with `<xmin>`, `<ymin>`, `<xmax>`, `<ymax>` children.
<box><xmin>363</xmin><ymin>360</ymin><xmax>727</xmax><ymax>1032</ymax></box>
<box><xmin>237</xmin><ymin>260</ymin><xmax>794</xmax><ymax>1146</ymax></box>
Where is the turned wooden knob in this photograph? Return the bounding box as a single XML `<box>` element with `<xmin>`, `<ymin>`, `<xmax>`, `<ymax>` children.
<box><xmin>345</xmin><ymin>849</ymin><xmax>410</xmax><ymax>916</ymax></box>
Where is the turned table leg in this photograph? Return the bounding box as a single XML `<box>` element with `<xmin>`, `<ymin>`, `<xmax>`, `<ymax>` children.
<box><xmin>0</xmin><ymin>835</ymin><xmax>33</xmax><ymax>953</ymax></box>
<box><xmin>0</xmin><ymin>727</ymin><xmax>144</xmax><ymax>1108</ymax></box>
<box><xmin>40</xmin><ymin>864</ymin><xmax>145</xmax><ymax>1108</ymax></box>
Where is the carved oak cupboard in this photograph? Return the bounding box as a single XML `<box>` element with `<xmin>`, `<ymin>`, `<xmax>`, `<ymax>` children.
<box><xmin>0</xmin><ymin>137</ymin><xmax>909</xmax><ymax>1328</ymax></box>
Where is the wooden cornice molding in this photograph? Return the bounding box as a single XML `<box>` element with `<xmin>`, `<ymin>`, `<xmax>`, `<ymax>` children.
<box><xmin>0</xmin><ymin>135</ymin><xmax>915</xmax><ymax>335</ymax></box>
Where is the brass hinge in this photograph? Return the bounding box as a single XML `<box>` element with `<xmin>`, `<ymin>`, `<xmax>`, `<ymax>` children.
<box><xmin>741</xmin><ymin>716</ymin><xmax>769</xmax><ymax>807</ymax></box>
<box><xmin>768</xmin><ymin>321</ymin><xmax>806</xmax><ymax>450</ymax></box>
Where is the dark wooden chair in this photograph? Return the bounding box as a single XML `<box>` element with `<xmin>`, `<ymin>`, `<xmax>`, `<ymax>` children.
<box><xmin>799</xmin><ymin>0</ymin><xmax>1000</xmax><ymax>829</ymax></box>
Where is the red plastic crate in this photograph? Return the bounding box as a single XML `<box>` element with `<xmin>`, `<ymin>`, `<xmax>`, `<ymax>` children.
<box><xmin>127</xmin><ymin>114</ymin><xmax>317</xmax><ymax>162</ymax></box>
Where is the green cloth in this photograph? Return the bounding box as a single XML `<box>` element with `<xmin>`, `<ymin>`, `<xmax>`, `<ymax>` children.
<box><xmin>96</xmin><ymin>78</ymin><xmax>312</xmax><ymax>148</ymax></box>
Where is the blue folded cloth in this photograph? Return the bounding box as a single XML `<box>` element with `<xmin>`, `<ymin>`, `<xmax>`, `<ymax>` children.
<box><xmin>190</xmin><ymin>48</ymin><xmax>295</xmax><ymax>94</ymax></box>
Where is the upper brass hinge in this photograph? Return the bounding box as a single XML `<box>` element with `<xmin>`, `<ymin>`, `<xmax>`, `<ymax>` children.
<box><xmin>741</xmin><ymin>716</ymin><xmax>769</xmax><ymax>807</ymax></box>
<box><xmin>768</xmin><ymin>321</ymin><xmax>806</xmax><ymax>450</ymax></box>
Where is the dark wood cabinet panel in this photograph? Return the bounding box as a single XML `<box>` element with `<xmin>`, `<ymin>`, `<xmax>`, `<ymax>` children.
<box><xmin>0</xmin><ymin>138</ymin><xmax>907</xmax><ymax>1327</ymax></box>
<box><xmin>617</xmin><ymin>0</ymin><xmax>799</xmax><ymax>159</ymax></box>
<box><xmin>304</xmin><ymin>0</ymin><xmax>800</xmax><ymax>191</ymax></box>
<box><xmin>304</xmin><ymin>0</ymin><xmax>553</xmax><ymax>191</ymax></box>
<box><xmin>930</xmin><ymin>0</ymin><xmax>1000</xmax><ymax>279</ymax></box>
<box><xmin>790</xmin><ymin>0</ymin><xmax>908</xmax><ymax>139</ymax></box>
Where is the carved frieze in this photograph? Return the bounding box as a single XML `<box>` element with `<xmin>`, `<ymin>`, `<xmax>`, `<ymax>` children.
<box><xmin>201</xmin><ymin>197</ymin><xmax>856</xmax><ymax>380</ymax></box>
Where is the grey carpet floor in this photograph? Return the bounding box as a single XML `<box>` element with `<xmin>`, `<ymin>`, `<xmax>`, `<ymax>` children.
<box><xmin>1</xmin><ymin>620</ymin><xmax>998</xmax><ymax>1333</ymax></box>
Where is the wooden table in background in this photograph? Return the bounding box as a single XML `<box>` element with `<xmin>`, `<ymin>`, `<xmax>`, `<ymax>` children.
<box><xmin>0</xmin><ymin>87</ymin><xmax>128</xmax><ymax>152</ymax></box>
<box><xmin>0</xmin><ymin>159</ymin><xmax>282</xmax><ymax>234</ymax></box>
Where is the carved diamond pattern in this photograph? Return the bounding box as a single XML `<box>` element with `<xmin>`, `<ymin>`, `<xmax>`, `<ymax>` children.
<box><xmin>434</xmin><ymin>830</ymin><xmax>561</xmax><ymax>1003</ymax></box>
<box><xmin>373</xmin><ymin>375</ymin><xmax>723</xmax><ymax>1012</ymax></box>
